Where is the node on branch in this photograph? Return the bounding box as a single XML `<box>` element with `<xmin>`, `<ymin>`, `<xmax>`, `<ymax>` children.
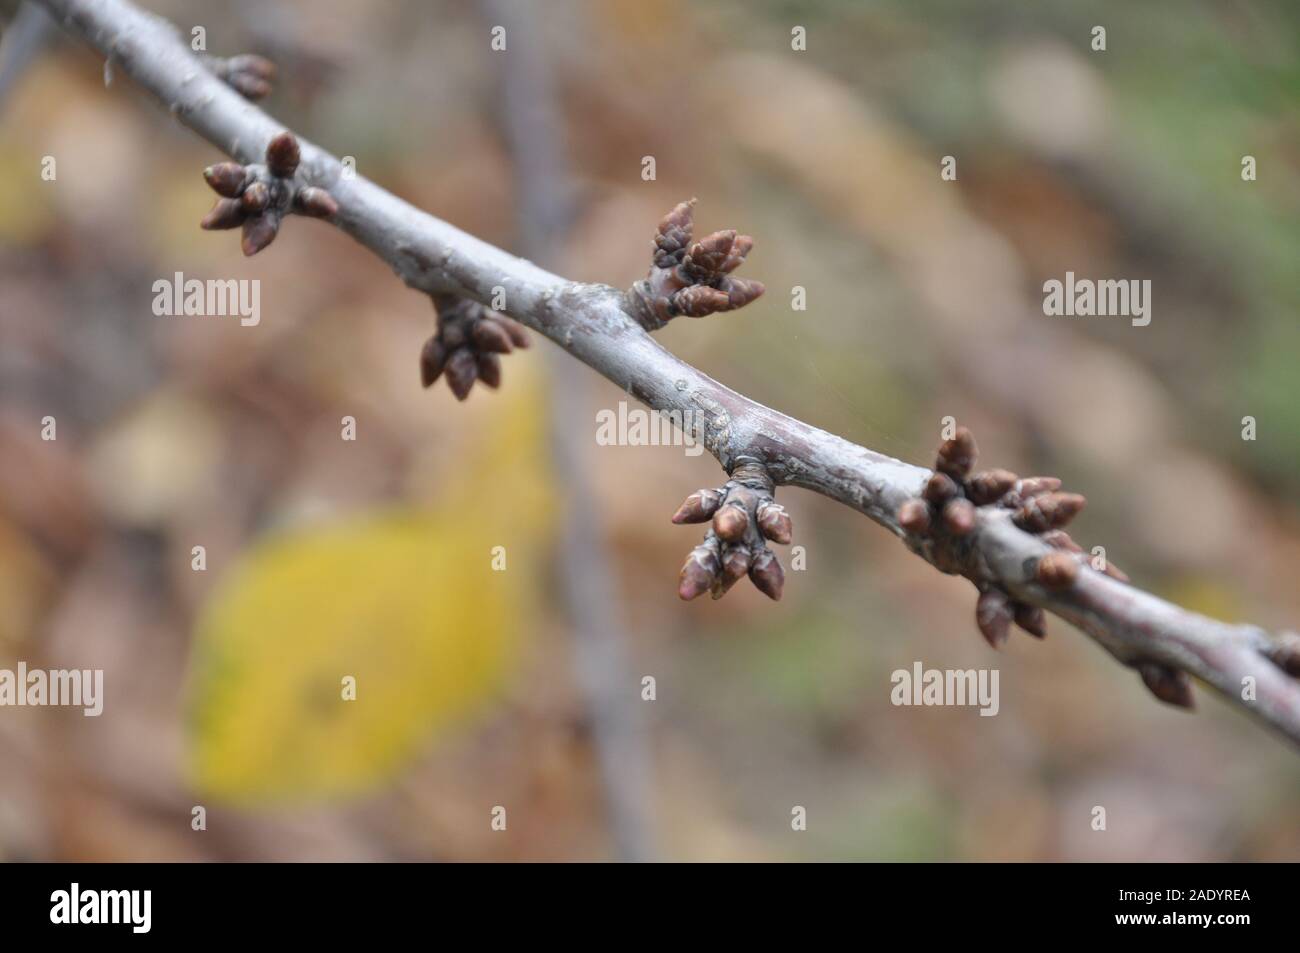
<box><xmin>890</xmin><ymin>427</ymin><xmax>1210</xmax><ymax>707</ymax></box>
<box><xmin>200</xmin><ymin>131</ymin><xmax>339</xmax><ymax>256</ymax></box>
<box><xmin>674</xmin><ymin>460</ymin><xmax>791</xmax><ymax>601</ymax></box>
<box><xmin>627</xmin><ymin>199</ymin><xmax>765</xmax><ymax>331</ymax></box>
<box><xmin>420</xmin><ymin>294</ymin><xmax>530</xmax><ymax>401</ymax></box>
<box><xmin>202</xmin><ymin>52</ymin><xmax>276</xmax><ymax>101</ymax></box>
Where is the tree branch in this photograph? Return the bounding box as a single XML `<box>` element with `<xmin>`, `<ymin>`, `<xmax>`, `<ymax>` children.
<box><xmin>38</xmin><ymin>0</ymin><xmax>1300</xmax><ymax>748</ymax></box>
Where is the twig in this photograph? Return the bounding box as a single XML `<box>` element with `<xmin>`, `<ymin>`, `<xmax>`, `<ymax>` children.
<box><xmin>36</xmin><ymin>0</ymin><xmax>1300</xmax><ymax>748</ymax></box>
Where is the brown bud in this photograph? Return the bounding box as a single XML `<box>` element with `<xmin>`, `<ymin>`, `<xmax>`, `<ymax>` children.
<box><xmin>674</xmin><ymin>285</ymin><xmax>731</xmax><ymax>318</ymax></box>
<box><xmin>440</xmin><ymin>321</ymin><xmax>467</xmax><ymax>350</ymax></box>
<box><xmin>1035</xmin><ymin>551</ymin><xmax>1080</xmax><ymax>590</ymax></box>
<box><xmin>476</xmin><ymin>353</ymin><xmax>502</xmax><ymax>389</ymax></box>
<box><xmin>1014</xmin><ymin>492</ymin><xmax>1086</xmax><ymax>533</ymax></box>
<box><xmin>1138</xmin><ymin>663</ymin><xmax>1195</xmax><ymax>710</ymax></box>
<box><xmin>897</xmin><ymin>498</ymin><xmax>931</xmax><ymax>534</ymax></box>
<box><xmin>976</xmin><ymin>589</ymin><xmax>1013</xmax><ymax>649</ymax></box>
<box><xmin>684</xmin><ymin>229</ymin><xmax>736</xmax><ymax>278</ymax></box>
<box><xmin>226</xmin><ymin>53</ymin><xmax>275</xmax><ymax>82</ymax></box>
<box><xmin>241</xmin><ymin>181</ymin><xmax>270</xmax><ymax>213</ymax></box>
<box><xmin>203</xmin><ymin>162</ymin><xmax>247</xmax><ymax>198</ymax></box>
<box><xmin>227</xmin><ymin>73</ymin><xmax>272</xmax><ymax>101</ymax></box>
<box><xmin>654</xmin><ymin>198</ymin><xmax>696</xmax><ymax>264</ymax></box>
<box><xmin>672</xmin><ymin>489</ymin><xmax>723</xmax><ymax>525</ymax></box>
<box><xmin>444</xmin><ymin>348</ymin><xmax>478</xmax><ymax>401</ymax></box>
<box><xmin>749</xmin><ymin>548</ymin><xmax>785</xmax><ymax>601</ymax></box>
<box><xmin>718</xmin><ymin>276</ymin><xmax>765</xmax><ymax>309</ymax></box>
<box><xmin>200</xmin><ymin>197</ymin><xmax>246</xmax><ymax>230</ymax></box>
<box><xmin>1015</xmin><ymin>476</ymin><xmax>1062</xmax><ymax>499</ymax></box>
<box><xmin>1100</xmin><ymin>561</ymin><xmax>1131</xmax><ymax>583</ymax></box>
<box><xmin>720</xmin><ymin>234</ymin><xmax>753</xmax><ymax>273</ymax></box>
<box><xmin>266</xmin><ymin>131</ymin><xmax>300</xmax><ymax>178</ymax></box>
<box><xmin>240</xmin><ymin>214</ymin><xmax>278</xmax><ymax>255</ymax></box>
<box><xmin>1267</xmin><ymin>635</ymin><xmax>1300</xmax><ymax>678</ymax></box>
<box><xmin>420</xmin><ymin>337</ymin><xmax>447</xmax><ymax>388</ymax></box>
<box><xmin>294</xmin><ymin>186</ymin><xmax>339</xmax><ymax>219</ymax></box>
<box><xmin>923</xmin><ymin>472</ymin><xmax>959</xmax><ymax>507</ymax></box>
<box><xmin>499</xmin><ymin>317</ymin><xmax>531</xmax><ymax>348</ymax></box>
<box><xmin>715</xmin><ymin>545</ymin><xmax>751</xmax><ymax>597</ymax></box>
<box><xmin>678</xmin><ymin>543</ymin><xmax>719</xmax><ymax>601</ymax></box>
<box><xmin>942</xmin><ymin>498</ymin><xmax>976</xmax><ymax>535</ymax></box>
<box><xmin>1039</xmin><ymin>529</ymin><xmax>1083</xmax><ymax>553</ymax></box>
<box><xmin>713</xmin><ymin>505</ymin><xmax>749</xmax><ymax>543</ymax></box>
<box><xmin>1013</xmin><ymin>603</ymin><xmax>1047</xmax><ymax>638</ymax></box>
<box><xmin>471</xmin><ymin>318</ymin><xmax>514</xmax><ymax>354</ymax></box>
<box><xmin>935</xmin><ymin>426</ymin><xmax>978</xmax><ymax>479</ymax></box>
<box><xmin>966</xmin><ymin>468</ymin><xmax>1018</xmax><ymax>505</ymax></box>
<box><xmin>755</xmin><ymin>501</ymin><xmax>792</xmax><ymax>544</ymax></box>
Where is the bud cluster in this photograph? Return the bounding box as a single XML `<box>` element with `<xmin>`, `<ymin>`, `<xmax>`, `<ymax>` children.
<box><xmin>420</xmin><ymin>295</ymin><xmax>531</xmax><ymax>400</ymax></box>
<box><xmin>200</xmin><ymin>132</ymin><xmax>339</xmax><ymax>256</ymax></box>
<box><xmin>627</xmin><ymin>199</ymin><xmax>765</xmax><ymax>330</ymax></box>
<box><xmin>897</xmin><ymin>426</ymin><xmax>1129</xmax><ymax>648</ymax></box>
<box><xmin>673</xmin><ymin>460</ymin><xmax>791</xmax><ymax>601</ymax></box>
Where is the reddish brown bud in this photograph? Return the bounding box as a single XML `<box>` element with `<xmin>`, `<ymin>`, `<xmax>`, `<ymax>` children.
<box><xmin>227</xmin><ymin>54</ymin><xmax>276</xmax><ymax>81</ymax></box>
<box><xmin>942</xmin><ymin>498</ymin><xmax>977</xmax><ymax>535</ymax></box>
<box><xmin>1014</xmin><ymin>492</ymin><xmax>1086</xmax><ymax>532</ymax></box>
<box><xmin>923</xmin><ymin>472</ymin><xmax>959</xmax><ymax>507</ymax></box>
<box><xmin>897</xmin><ymin>498</ymin><xmax>931</xmax><ymax>534</ymax></box>
<box><xmin>1267</xmin><ymin>635</ymin><xmax>1300</xmax><ymax>677</ymax></box>
<box><xmin>420</xmin><ymin>337</ymin><xmax>447</xmax><ymax>388</ymax></box>
<box><xmin>749</xmin><ymin>549</ymin><xmax>785</xmax><ymax>601</ymax></box>
<box><xmin>713</xmin><ymin>505</ymin><xmax>750</xmax><ymax>543</ymax></box>
<box><xmin>476</xmin><ymin>353</ymin><xmax>502</xmax><ymax>389</ymax></box>
<box><xmin>1015</xmin><ymin>476</ymin><xmax>1062</xmax><ymax>499</ymax></box>
<box><xmin>683</xmin><ymin>229</ymin><xmax>736</xmax><ymax>278</ymax></box>
<box><xmin>678</xmin><ymin>543</ymin><xmax>720</xmax><ymax>601</ymax></box>
<box><xmin>1039</xmin><ymin>529</ymin><xmax>1083</xmax><ymax>553</ymax></box>
<box><xmin>241</xmin><ymin>181</ymin><xmax>270</xmax><ymax>213</ymax></box>
<box><xmin>935</xmin><ymin>426</ymin><xmax>978</xmax><ymax>479</ymax></box>
<box><xmin>294</xmin><ymin>186</ymin><xmax>338</xmax><ymax>219</ymax></box>
<box><xmin>976</xmin><ymin>589</ymin><xmax>1013</xmax><ymax>649</ymax></box>
<box><xmin>674</xmin><ymin>285</ymin><xmax>731</xmax><ymax>318</ymax></box>
<box><xmin>755</xmin><ymin>501</ymin><xmax>792</xmax><ymax>544</ymax></box>
<box><xmin>227</xmin><ymin>73</ymin><xmax>272</xmax><ymax>100</ymax></box>
<box><xmin>240</xmin><ymin>214</ymin><xmax>278</xmax><ymax>255</ymax></box>
<box><xmin>672</xmin><ymin>489</ymin><xmax>723</xmax><ymax>524</ymax></box>
<box><xmin>718</xmin><ymin>276</ymin><xmax>765</xmax><ymax>309</ymax></box>
<box><xmin>966</xmin><ymin>468</ymin><xmax>1018</xmax><ymax>505</ymax></box>
<box><xmin>471</xmin><ymin>318</ymin><xmax>514</xmax><ymax>354</ymax></box>
<box><xmin>203</xmin><ymin>162</ymin><xmax>247</xmax><ymax>198</ymax></box>
<box><xmin>721</xmin><ymin>234</ymin><xmax>753</xmax><ymax>273</ymax></box>
<box><xmin>716</xmin><ymin>545</ymin><xmax>751</xmax><ymax>596</ymax></box>
<box><xmin>1013</xmin><ymin>603</ymin><xmax>1047</xmax><ymax>638</ymax></box>
<box><xmin>266</xmin><ymin>131</ymin><xmax>300</xmax><ymax>178</ymax></box>
<box><xmin>1138</xmin><ymin>663</ymin><xmax>1195</xmax><ymax>709</ymax></box>
<box><xmin>1035</xmin><ymin>551</ymin><xmax>1080</xmax><ymax>590</ymax></box>
<box><xmin>200</xmin><ymin>197</ymin><xmax>246</xmax><ymax>230</ymax></box>
<box><xmin>654</xmin><ymin>198</ymin><xmax>696</xmax><ymax>265</ymax></box>
<box><xmin>444</xmin><ymin>348</ymin><xmax>478</xmax><ymax>401</ymax></box>
<box><xmin>499</xmin><ymin>318</ymin><xmax>531</xmax><ymax>348</ymax></box>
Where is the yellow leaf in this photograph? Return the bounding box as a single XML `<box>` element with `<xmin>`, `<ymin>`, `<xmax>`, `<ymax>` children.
<box><xmin>186</xmin><ymin>373</ymin><xmax>550</xmax><ymax>803</ymax></box>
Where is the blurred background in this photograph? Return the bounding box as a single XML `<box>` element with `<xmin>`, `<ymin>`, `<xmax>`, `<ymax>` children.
<box><xmin>2</xmin><ymin>0</ymin><xmax>1299</xmax><ymax>861</ymax></box>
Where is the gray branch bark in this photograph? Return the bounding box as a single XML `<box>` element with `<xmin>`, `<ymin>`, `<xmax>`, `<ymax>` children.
<box><xmin>37</xmin><ymin>0</ymin><xmax>1300</xmax><ymax>748</ymax></box>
